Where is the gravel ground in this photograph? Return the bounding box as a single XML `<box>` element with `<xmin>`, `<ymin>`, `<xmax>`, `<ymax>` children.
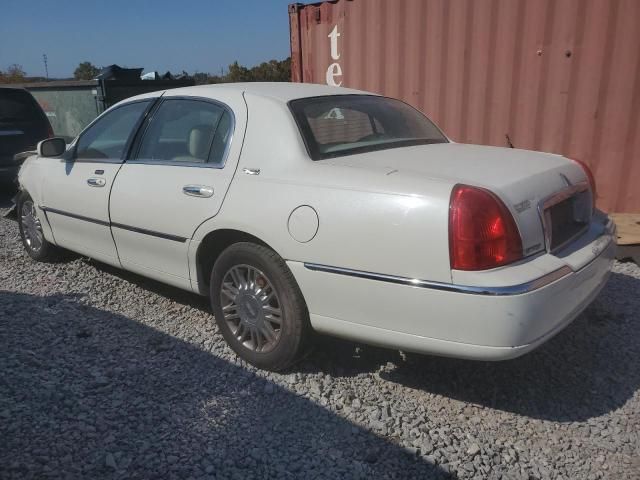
<box><xmin>1</xmin><ymin>197</ymin><xmax>639</xmax><ymax>479</ymax></box>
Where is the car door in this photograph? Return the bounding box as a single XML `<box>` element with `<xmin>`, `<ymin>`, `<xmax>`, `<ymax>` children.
<box><xmin>109</xmin><ymin>93</ymin><xmax>246</xmax><ymax>289</ymax></box>
<box><xmin>40</xmin><ymin>99</ymin><xmax>153</xmax><ymax>265</ymax></box>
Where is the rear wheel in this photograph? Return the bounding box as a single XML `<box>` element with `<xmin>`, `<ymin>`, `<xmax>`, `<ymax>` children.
<box><xmin>17</xmin><ymin>191</ymin><xmax>65</xmax><ymax>262</ymax></box>
<box><xmin>210</xmin><ymin>242</ymin><xmax>310</xmax><ymax>371</ymax></box>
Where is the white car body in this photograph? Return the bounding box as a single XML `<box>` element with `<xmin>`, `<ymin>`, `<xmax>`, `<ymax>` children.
<box><xmin>18</xmin><ymin>83</ymin><xmax>615</xmax><ymax>361</ymax></box>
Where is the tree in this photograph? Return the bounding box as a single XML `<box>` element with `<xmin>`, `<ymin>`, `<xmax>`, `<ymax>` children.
<box><xmin>201</xmin><ymin>57</ymin><xmax>291</xmax><ymax>84</ymax></box>
<box><xmin>193</xmin><ymin>72</ymin><xmax>210</xmax><ymax>85</ymax></box>
<box><xmin>189</xmin><ymin>58</ymin><xmax>292</xmax><ymax>85</ymax></box>
<box><xmin>250</xmin><ymin>58</ymin><xmax>291</xmax><ymax>82</ymax></box>
<box><xmin>74</xmin><ymin>61</ymin><xmax>100</xmax><ymax>80</ymax></box>
<box><xmin>0</xmin><ymin>64</ymin><xmax>26</xmax><ymax>84</ymax></box>
<box><xmin>225</xmin><ymin>61</ymin><xmax>253</xmax><ymax>83</ymax></box>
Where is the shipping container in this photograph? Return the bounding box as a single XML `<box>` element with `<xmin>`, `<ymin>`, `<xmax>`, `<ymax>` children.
<box><xmin>289</xmin><ymin>0</ymin><xmax>640</xmax><ymax>213</ymax></box>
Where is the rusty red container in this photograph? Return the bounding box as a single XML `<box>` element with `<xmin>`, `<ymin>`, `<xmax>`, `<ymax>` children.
<box><xmin>289</xmin><ymin>0</ymin><xmax>640</xmax><ymax>212</ymax></box>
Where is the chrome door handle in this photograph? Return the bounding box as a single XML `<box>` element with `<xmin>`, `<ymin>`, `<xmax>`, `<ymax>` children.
<box><xmin>183</xmin><ymin>185</ymin><xmax>214</xmax><ymax>198</ymax></box>
<box><xmin>87</xmin><ymin>177</ymin><xmax>106</xmax><ymax>187</ymax></box>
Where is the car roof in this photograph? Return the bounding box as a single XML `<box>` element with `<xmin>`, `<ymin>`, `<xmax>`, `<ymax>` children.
<box><xmin>0</xmin><ymin>86</ymin><xmax>30</xmax><ymax>92</ymax></box>
<box><xmin>159</xmin><ymin>82</ymin><xmax>374</xmax><ymax>103</ymax></box>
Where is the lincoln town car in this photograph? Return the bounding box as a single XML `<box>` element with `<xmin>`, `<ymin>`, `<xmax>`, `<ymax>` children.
<box><xmin>15</xmin><ymin>83</ymin><xmax>615</xmax><ymax>370</ymax></box>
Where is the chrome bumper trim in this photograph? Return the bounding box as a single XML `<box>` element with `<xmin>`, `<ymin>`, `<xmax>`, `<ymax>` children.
<box><xmin>304</xmin><ymin>230</ymin><xmax>614</xmax><ymax>296</ymax></box>
<box><xmin>303</xmin><ymin>263</ymin><xmax>573</xmax><ymax>296</ymax></box>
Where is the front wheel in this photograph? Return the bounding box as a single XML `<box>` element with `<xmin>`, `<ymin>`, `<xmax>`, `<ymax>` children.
<box><xmin>17</xmin><ymin>191</ymin><xmax>65</xmax><ymax>262</ymax></box>
<box><xmin>210</xmin><ymin>242</ymin><xmax>310</xmax><ymax>371</ymax></box>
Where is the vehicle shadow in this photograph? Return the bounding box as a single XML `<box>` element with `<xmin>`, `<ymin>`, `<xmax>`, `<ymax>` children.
<box><xmin>84</xmin><ymin>259</ymin><xmax>211</xmax><ymax>311</ymax></box>
<box><xmin>377</xmin><ymin>271</ymin><xmax>640</xmax><ymax>423</ymax></box>
<box><xmin>86</xmin><ymin>256</ymin><xmax>640</xmax><ymax>421</ymax></box>
<box><xmin>85</xmin><ymin>258</ymin><xmax>408</xmax><ymax>372</ymax></box>
<box><xmin>0</xmin><ymin>290</ymin><xmax>446</xmax><ymax>479</ymax></box>
<box><xmin>86</xmin><ymin>258</ymin><xmax>640</xmax><ymax>423</ymax></box>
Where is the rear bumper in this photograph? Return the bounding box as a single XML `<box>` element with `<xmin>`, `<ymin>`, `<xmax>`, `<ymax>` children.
<box><xmin>289</xmin><ymin>217</ymin><xmax>616</xmax><ymax>360</ymax></box>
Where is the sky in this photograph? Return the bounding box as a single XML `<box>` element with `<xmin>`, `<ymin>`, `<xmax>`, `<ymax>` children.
<box><xmin>0</xmin><ymin>0</ymin><xmax>301</xmax><ymax>78</ymax></box>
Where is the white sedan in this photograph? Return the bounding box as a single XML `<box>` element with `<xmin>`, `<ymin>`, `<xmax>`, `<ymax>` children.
<box><xmin>16</xmin><ymin>83</ymin><xmax>615</xmax><ymax>370</ymax></box>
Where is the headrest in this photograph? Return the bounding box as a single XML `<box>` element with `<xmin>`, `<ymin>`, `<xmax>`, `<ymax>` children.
<box><xmin>188</xmin><ymin>125</ymin><xmax>212</xmax><ymax>160</ymax></box>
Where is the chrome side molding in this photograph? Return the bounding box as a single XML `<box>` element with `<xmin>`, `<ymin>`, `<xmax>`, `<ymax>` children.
<box><xmin>303</xmin><ymin>260</ymin><xmax>594</xmax><ymax>297</ymax></box>
<box><xmin>40</xmin><ymin>206</ymin><xmax>187</xmax><ymax>242</ymax></box>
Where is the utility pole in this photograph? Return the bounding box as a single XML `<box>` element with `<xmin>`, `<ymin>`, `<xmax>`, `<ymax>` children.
<box><xmin>42</xmin><ymin>54</ymin><xmax>49</xmax><ymax>80</ymax></box>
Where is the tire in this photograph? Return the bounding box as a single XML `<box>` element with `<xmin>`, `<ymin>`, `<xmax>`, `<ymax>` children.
<box><xmin>17</xmin><ymin>191</ymin><xmax>65</xmax><ymax>262</ymax></box>
<box><xmin>210</xmin><ymin>242</ymin><xmax>310</xmax><ymax>371</ymax></box>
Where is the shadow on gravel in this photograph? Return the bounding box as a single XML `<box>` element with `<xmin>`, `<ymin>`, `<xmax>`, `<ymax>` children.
<box><xmin>377</xmin><ymin>271</ymin><xmax>640</xmax><ymax>422</ymax></box>
<box><xmin>86</xmin><ymin>259</ymin><xmax>210</xmax><ymax>312</ymax></box>
<box><xmin>85</xmin><ymin>259</ymin><xmax>640</xmax><ymax>423</ymax></box>
<box><xmin>0</xmin><ymin>291</ymin><xmax>447</xmax><ymax>480</ymax></box>
<box><xmin>85</xmin><ymin>260</ymin><xmax>418</xmax><ymax>375</ymax></box>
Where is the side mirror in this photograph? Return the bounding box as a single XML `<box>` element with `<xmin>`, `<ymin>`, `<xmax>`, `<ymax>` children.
<box><xmin>37</xmin><ymin>137</ymin><xmax>66</xmax><ymax>157</ymax></box>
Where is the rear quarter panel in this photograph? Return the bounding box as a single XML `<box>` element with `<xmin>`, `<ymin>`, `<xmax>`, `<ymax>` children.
<box><xmin>204</xmin><ymin>172</ymin><xmax>453</xmax><ymax>282</ymax></box>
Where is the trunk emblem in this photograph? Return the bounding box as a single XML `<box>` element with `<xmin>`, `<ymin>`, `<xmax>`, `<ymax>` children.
<box><xmin>514</xmin><ymin>199</ymin><xmax>531</xmax><ymax>213</ymax></box>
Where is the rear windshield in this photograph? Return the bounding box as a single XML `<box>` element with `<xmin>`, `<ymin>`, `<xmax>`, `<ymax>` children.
<box><xmin>0</xmin><ymin>89</ymin><xmax>42</xmax><ymax>122</ymax></box>
<box><xmin>289</xmin><ymin>95</ymin><xmax>447</xmax><ymax>160</ymax></box>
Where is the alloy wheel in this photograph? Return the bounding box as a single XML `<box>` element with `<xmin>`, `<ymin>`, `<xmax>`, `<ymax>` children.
<box><xmin>220</xmin><ymin>264</ymin><xmax>283</xmax><ymax>353</ymax></box>
<box><xmin>21</xmin><ymin>200</ymin><xmax>44</xmax><ymax>253</ymax></box>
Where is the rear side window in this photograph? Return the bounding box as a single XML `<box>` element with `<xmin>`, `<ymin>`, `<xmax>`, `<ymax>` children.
<box><xmin>289</xmin><ymin>95</ymin><xmax>447</xmax><ymax>160</ymax></box>
<box><xmin>76</xmin><ymin>101</ymin><xmax>150</xmax><ymax>160</ymax></box>
<box><xmin>0</xmin><ymin>89</ymin><xmax>42</xmax><ymax>122</ymax></box>
<box><xmin>137</xmin><ymin>99</ymin><xmax>232</xmax><ymax>166</ymax></box>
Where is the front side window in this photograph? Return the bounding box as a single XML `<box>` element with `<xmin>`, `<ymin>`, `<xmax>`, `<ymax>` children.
<box><xmin>76</xmin><ymin>101</ymin><xmax>149</xmax><ymax>160</ymax></box>
<box><xmin>137</xmin><ymin>99</ymin><xmax>232</xmax><ymax>166</ymax></box>
<box><xmin>289</xmin><ymin>95</ymin><xmax>448</xmax><ymax>160</ymax></box>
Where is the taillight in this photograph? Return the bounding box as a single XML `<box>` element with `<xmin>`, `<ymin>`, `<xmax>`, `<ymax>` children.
<box><xmin>449</xmin><ymin>184</ymin><xmax>523</xmax><ymax>271</ymax></box>
<box><xmin>47</xmin><ymin>124</ymin><xmax>54</xmax><ymax>138</ymax></box>
<box><xmin>570</xmin><ymin>158</ymin><xmax>597</xmax><ymax>210</ymax></box>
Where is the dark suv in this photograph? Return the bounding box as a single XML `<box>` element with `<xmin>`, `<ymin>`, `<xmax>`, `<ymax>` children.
<box><xmin>0</xmin><ymin>87</ymin><xmax>52</xmax><ymax>188</ymax></box>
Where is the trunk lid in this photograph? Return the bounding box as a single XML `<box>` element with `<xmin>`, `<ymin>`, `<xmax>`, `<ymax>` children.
<box><xmin>324</xmin><ymin>143</ymin><xmax>592</xmax><ymax>257</ymax></box>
